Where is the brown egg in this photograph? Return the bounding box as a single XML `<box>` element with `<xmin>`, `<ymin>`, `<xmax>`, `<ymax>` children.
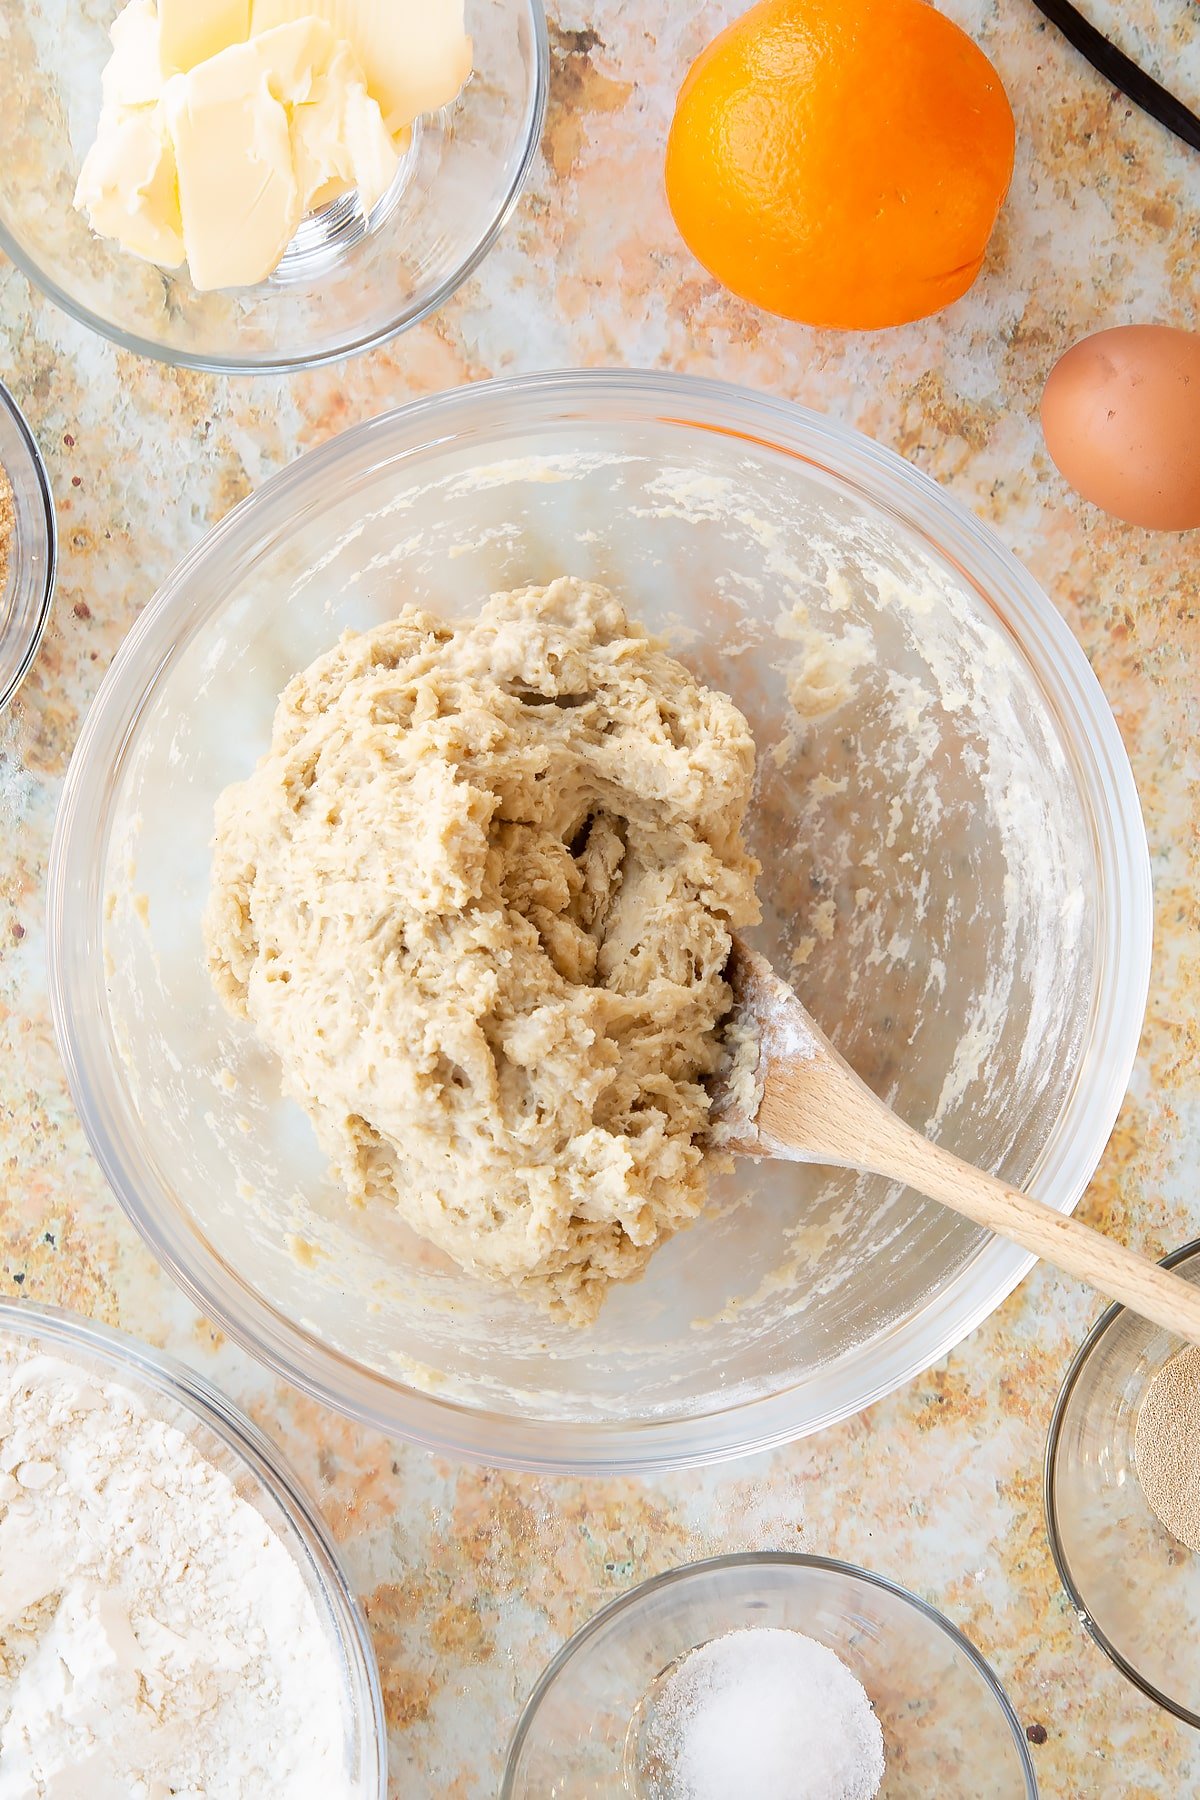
<box><xmin>1040</xmin><ymin>324</ymin><xmax>1200</xmax><ymax>531</ymax></box>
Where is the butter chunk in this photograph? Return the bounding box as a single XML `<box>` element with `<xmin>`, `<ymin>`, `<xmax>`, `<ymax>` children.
<box><xmin>164</xmin><ymin>19</ymin><xmax>398</xmax><ymax>288</ymax></box>
<box><xmin>293</xmin><ymin>39</ymin><xmax>398</xmax><ymax>216</ymax></box>
<box><xmin>74</xmin><ymin>107</ymin><xmax>184</xmax><ymax>269</ymax></box>
<box><xmin>101</xmin><ymin>0</ymin><xmax>167</xmax><ymax>108</ymax></box>
<box><xmin>248</xmin><ymin>15</ymin><xmax>339</xmax><ymax>103</ymax></box>
<box><xmin>158</xmin><ymin>0</ymin><xmax>251</xmax><ymax>76</ymax></box>
<box><xmin>251</xmin><ymin>0</ymin><xmax>472</xmax><ymax>135</ymax></box>
<box><xmin>164</xmin><ymin>31</ymin><xmax>306</xmax><ymax>290</ymax></box>
<box><xmin>75</xmin><ymin>0</ymin><xmax>184</xmax><ymax>266</ymax></box>
<box><xmin>76</xmin><ymin>0</ymin><xmax>408</xmax><ymax>288</ymax></box>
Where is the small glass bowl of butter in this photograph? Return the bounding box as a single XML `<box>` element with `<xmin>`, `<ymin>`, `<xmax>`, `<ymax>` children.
<box><xmin>0</xmin><ymin>0</ymin><xmax>548</xmax><ymax>372</ymax></box>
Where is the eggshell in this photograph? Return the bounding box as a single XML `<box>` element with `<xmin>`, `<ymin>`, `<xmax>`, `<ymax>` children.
<box><xmin>1040</xmin><ymin>324</ymin><xmax>1200</xmax><ymax>531</ymax></box>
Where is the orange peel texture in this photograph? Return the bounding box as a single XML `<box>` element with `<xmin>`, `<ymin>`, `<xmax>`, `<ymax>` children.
<box><xmin>666</xmin><ymin>0</ymin><xmax>1016</xmax><ymax>330</ymax></box>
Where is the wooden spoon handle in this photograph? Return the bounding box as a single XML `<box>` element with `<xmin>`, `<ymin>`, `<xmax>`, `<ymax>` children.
<box><xmin>872</xmin><ymin>1119</ymin><xmax>1200</xmax><ymax>1344</ymax></box>
<box><xmin>730</xmin><ymin>940</ymin><xmax>1197</xmax><ymax>1341</ymax></box>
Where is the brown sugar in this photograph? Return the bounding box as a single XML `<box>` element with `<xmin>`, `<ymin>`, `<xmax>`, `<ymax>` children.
<box><xmin>0</xmin><ymin>461</ymin><xmax>13</xmax><ymax>598</ymax></box>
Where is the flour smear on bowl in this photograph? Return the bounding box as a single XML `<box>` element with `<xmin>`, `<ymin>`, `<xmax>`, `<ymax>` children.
<box><xmin>0</xmin><ymin>1339</ymin><xmax>353</xmax><ymax>1797</ymax></box>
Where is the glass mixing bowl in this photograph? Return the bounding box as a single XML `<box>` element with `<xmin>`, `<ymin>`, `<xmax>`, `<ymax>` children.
<box><xmin>0</xmin><ymin>0</ymin><xmax>547</xmax><ymax>372</ymax></box>
<box><xmin>0</xmin><ymin>1296</ymin><xmax>387</xmax><ymax>1796</ymax></box>
<box><xmin>1045</xmin><ymin>1238</ymin><xmax>1200</xmax><ymax>1726</ymax></box>
<box><xmin>47</xmin><ymin>370</ymin><xmax>1151</xmax><ymax>1473</ymax></box>
<box><xmin>501</xmin><ymin>1553</ymin><xmax>1038</xmax><ymax>1797</ymax></box>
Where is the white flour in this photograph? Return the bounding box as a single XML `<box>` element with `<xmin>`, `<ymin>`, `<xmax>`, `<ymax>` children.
<box><xmin>0</xmin><ymin>1343</ymin><xmax>353</xmax><ymax>1800</ymax></box>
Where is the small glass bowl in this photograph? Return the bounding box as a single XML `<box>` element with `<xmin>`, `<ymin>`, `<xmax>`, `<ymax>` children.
<box><xmin>501</xmin><ymin>1553</ymin><xmax>1038</xmax><ymax>1797</ymax></box>
<box><xmin>0</xmin><ymin>0</ymin><xmax>548</xmax><ymax>372</ymax></box>
<box><xmin>1045</xmin><ymin>1237</ymin><xmax>1200</xmax><ymax>1727</ymax></box>
<box><xmin>0</xmin><ymin>379</ymin><xmax>56</xmax><ymax>710</ymax></box>
<box><xmin>0</xmin><ymin>1296</ymin><xmax>387</xmax><ymax>1796</ymax></box>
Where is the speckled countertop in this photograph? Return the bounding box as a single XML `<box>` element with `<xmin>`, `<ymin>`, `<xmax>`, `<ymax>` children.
<box><xmin>2</xmin><ymin>2</ymin><xmax>1199</xmax><ymax>1793</ymax></box>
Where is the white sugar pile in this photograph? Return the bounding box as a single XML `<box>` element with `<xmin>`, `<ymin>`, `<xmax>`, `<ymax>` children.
<box><xmin>647</xmin><ymin>1626</ymin><xmax>885</xmax><ymax>1800</ymax></box>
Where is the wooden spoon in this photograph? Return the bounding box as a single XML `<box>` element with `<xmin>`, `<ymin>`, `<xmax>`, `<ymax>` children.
<box><xmin>711</xmin><ymin>938</ymin><xmax>1200</xmax><ymax>1345</ymax></box>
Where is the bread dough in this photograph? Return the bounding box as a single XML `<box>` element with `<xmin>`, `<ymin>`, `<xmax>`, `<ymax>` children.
<box><xmin>204</xmin><ymin>578</ymin><xmax>760</xmax><ymax>1322</ymax></box>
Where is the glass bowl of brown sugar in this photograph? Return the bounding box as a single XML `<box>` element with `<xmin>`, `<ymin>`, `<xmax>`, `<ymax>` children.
<box><xmin>1046</xmin><ymin>1236</ymin><xmax>1200</xmax><ymax>1726</ymax></box>
<box><xmin>0</xmin><ymin>379</ymin><xmax>56</xmax><ymax>710</ymax></box>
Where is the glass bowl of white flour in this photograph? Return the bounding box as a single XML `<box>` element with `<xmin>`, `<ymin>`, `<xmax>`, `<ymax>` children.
<box><xmin>0</xmin><ymin>1297</ymin><xmax>387</xmax><ymax>1798</ymax></box>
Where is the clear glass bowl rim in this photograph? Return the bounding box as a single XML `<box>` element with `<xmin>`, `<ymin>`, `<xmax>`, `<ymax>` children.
<box><xmin>1043</xmin><ymin>1235</ymin><xmax>1200</xmax><ymax>1730</ymax></box>
<box><xmin>0</xmin><ymin>1294</ymin><xmax>389</xmax><ymax>1793</ymax></box>
<box><xmin>47</xmin><ymin>367</ymin><xmax>1153</xmax><ymax>1474</ymax></box>
<box><xmin>0</xmin><ymin>1</ymin><xmax>550</xmax><ymax>375</ymax></box>
<box><xmin>0</xmin><ymin>376</ymin><xmax>57</xmax><ymax>710</ymax></box>
<box><xmin>499</xmin><ymin>1549</ymin><xmax>1039</xmax><ymax>1797</ymax></box>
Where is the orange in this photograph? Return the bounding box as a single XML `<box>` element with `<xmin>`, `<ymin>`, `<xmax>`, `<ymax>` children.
<box><xmin>665</xmin><ymin>0</ymin><xmax>1016</xmax><ymax>330</ymax></box>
